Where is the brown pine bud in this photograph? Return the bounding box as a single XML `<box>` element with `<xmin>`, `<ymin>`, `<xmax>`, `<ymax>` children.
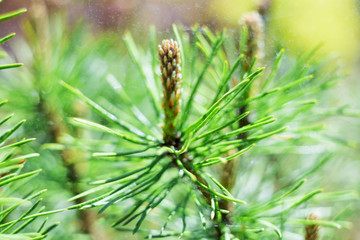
<box><xmin>305</xmin><ymin>214</ymin><xmax>320</xmax><ymax>240</ymax></box>
<box><xmin>240</xmin><ymin>11</ymin><xmax>265</xmax><ymax>72</ymax></box>
<box><xmin>158</xmin><ymin>39</ymin><xmax>182</xmax><ymax>146</ymax></box>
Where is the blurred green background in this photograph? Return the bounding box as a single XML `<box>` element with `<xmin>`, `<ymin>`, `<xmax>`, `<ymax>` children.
<box><xmin>0</xmin><ymin>0</ymin><xmax>359</xmax><ymax>239</ymax></box>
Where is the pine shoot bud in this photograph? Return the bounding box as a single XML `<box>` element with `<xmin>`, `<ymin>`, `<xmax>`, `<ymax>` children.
<box><xmin>158</xmin><ymin>39</ymin><xmax>182</xmax><ymax>146</ymax></box>
<box><xmin>241</xmin><ymin>11</ymin><xmax>265</xmax><ymax>72</ymax></box>
<box><xmin>305</xmin><ymin>214</ymin><xmax>320</xmax><ymax>240</ymax></box>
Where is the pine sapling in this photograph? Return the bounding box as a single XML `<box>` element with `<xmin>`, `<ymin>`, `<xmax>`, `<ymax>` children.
<box><xmin>60</xmin><ymin>23</ymin><xmax>357</xmax><ymax>240</ymax></box>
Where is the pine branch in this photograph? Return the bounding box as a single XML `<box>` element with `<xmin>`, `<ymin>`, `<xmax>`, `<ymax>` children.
<box><xmin>59</xmin><ymin>23</ymin><xmax>357</xmax><ymax>240</ymax></box>
<box><xmin>25</xmin><ymin>1</ymin><xmax>107</xmax><ymax>238</ymax></box>
<box><xmin>0</xmin><ymin>3</ymin><xmax>59</xmax><ymax>238</ymax></box>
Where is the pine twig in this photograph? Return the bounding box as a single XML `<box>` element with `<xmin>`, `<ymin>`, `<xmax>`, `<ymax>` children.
<box><xmin>29</xmin><ymin>1</ymin><xmax>107</xmax><ymax>238</ymax></box>
<box><xmin>305</xmin><ymin>214</ymin><xmax>320</xmax><ymax>240</ymax></box>
<box><xmin>219</xmin><ymin>11</ymin><xmax>265</xmax><ymax>224</ymax></box>
<box><xmin>159</xmin><ymin>39</ymin><xmax>226</xmax><ymax>237</ymax></box>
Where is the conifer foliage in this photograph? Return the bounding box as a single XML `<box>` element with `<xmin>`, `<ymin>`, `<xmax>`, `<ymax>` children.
<box><xmin>62</xmin><ymin>24</ymin><xmax>357</xmax><ymax>239</ymax></box>
<box><xmin>0</xmin><ymin>3</ymin><xmax>358</xmax><ymax>239</ymax></box>
<box><xmin>0</xmin><ymin>6</ymin><xmax>58</xmax><ymax>240</ymax></box>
